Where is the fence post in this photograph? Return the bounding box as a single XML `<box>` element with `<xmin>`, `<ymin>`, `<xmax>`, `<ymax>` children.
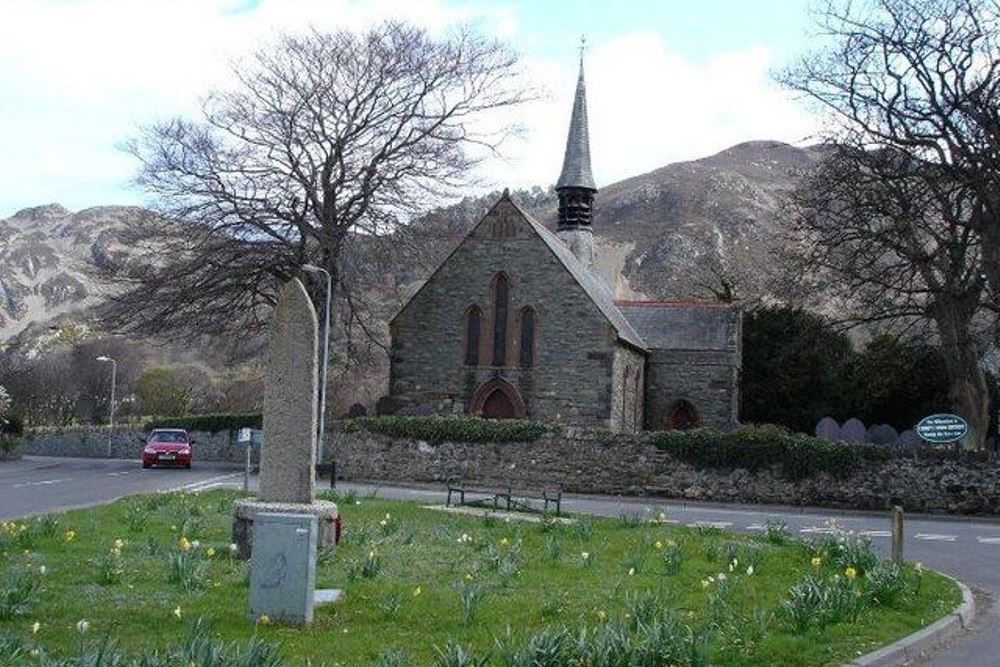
<box><xmin>891</xmin><ymin>505</ymin><xmax>904</xmax><ymax>562</ymax></box>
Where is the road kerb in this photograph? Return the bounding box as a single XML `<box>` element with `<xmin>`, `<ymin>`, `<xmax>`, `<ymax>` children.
<box><xmin>844</xmin><ymin>573</ymin><xmax>975</xmax><ymax>667</ymax></box>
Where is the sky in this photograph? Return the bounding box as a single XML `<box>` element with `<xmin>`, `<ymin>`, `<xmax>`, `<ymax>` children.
<box><xmin>0</xmin><ymin>0</ymin><xmax>824</xmax><ymax>218</ymax></box>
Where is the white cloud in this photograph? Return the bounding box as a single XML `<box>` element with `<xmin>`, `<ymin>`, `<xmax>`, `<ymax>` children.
<box><xmin>0</xmin><ymin>1</ymin><xmax>819</xmax><ymax>216</ymax></box>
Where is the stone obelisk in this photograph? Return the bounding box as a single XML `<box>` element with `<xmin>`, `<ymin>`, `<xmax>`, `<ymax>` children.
<box><xmin>232</xmin><ymin>277</ymin><xmax>338</xmax><ymax>559</ymax></box>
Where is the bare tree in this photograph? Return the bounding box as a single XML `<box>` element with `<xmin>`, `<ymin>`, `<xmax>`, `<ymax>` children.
<box><xmin>779</xmin><ymin>0</ymin><xmax>1000</xmax><ymax>448</ymax></box>
<box><xmin>97</xmin><ymin>22</ymin><xmax>532</xmax><ymax>354</ymax></box>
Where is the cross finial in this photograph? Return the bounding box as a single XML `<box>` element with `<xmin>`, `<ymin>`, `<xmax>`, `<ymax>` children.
<box><xmin>579</xmin><ymin>35</ymin><xmax>587</xmax><ymax>63</ymax></box>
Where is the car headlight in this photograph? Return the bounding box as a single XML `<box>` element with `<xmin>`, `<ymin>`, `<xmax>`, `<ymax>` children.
<box><xmin>179</xmin><ymin>448</ymin><xmax>190</xmax><ymax>455</ymax></box>
<box><xmin>144</xmin><ymin>447</ymin><xmax>156</xmax><ymax>454</ymax></box>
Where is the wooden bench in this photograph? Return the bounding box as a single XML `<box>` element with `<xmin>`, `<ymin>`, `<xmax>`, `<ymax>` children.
<box><xmin>446</xmin><ymin>479</ymin><xmax>563</xmax><ymax>515</ymax></box>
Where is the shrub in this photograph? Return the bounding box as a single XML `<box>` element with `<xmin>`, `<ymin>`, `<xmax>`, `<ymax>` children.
<box><xmin>347</xmin><ymin>415</ymin><xmax>547</xmax><ymax>444</ymax></box>
<box><xmin>142</xmin><ymin>413</ymin><xmax>262</xmax><ymax>434</ymax></box>
<box><xmin>652</xmin><ymin>425</ymin><xmax>891</xmax><ymax>480</ymax></box>
<box><xmin>780</xmin><ymin>574</ymin><xmax>864</xmax><ymax>630</ymax></box>
<box><xmin>863</xmin><ymin>560</ymin><xmax>911</xmax><ymax>607</ymax></box>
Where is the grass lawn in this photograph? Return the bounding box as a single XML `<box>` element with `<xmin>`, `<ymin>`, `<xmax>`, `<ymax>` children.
<box><xmin>0</xmin><ymin>489</ymin><xmax>960</xmax><ymax>667</ymax></box>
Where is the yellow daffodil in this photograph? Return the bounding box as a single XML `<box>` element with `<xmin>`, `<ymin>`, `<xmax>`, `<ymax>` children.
<box><xmin>500</xmin><ymin>537</ymin><xmax>510</xmax><ymax>546</ymax></box>
<box><xmin>178</xmin><ymin>537</ymin><xmax>191</xmax><ymax>552</ymax></box>
<box><xmin>413</xmin><ymin>586</ymin><xmax>422</xmax><ymax>597</ymax></box>
<box><xmin>31</xmin><ymin>621</ymin><xmax>40</xmax><ymax>635</ymax></box>
<box><xmin>811</xmin><ymin>556</ymin><xmax>822</xmax><ymax>567</ymax></box>
<box><xmin>845</xmin><ymin>566</ymin><xmax>858</xmax><ymax>579</ymax></box>
<box><xmin>114</xmin><ymin>539</ymin><xmax>125</xmax><ymax>550</ymax></box>
<box><xmin>173</xmin><ymin>606</ymin><xmax>182</xmax><ymax>619</ymax></box>
<box><xmin>257</xmin><ymin>614</ymin><xmax>270</xmax><ymax>625</ymax></box>
<box><xmin>64</xmin><ymin>531</ymin><xmax>76</xmax><ymax>542</ymax></box>
<box><xmin>596</xmin><ymin>610</ymin><xmax>606</xmax><ymax>621</ymax></box>
<box><xmin>206</xmin><ymin>547</ymin><xmax>216</xmax><ymax>558</ymax></box>
<box><xmin>653</xmin><ymin>540</ymin><xmax>663</xmax><ymax>550</ymax></box>
<box><xmin>463</xmin><ymin>572</ymin><xmax>473</xmax><ymax>581</ymax></box>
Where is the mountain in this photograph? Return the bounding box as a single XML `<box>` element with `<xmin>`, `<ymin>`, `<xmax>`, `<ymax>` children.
<box><xmin>0</xmin><ymin>204</ymin><xmax>140</xmax><ymax>341</ymax></box>
<box><xmin>0</xmin><ymin>140</ymin><xmax>821</xmax><ymax>345</ymax></box>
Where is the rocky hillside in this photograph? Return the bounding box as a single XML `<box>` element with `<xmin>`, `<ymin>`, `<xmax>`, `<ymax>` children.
<box><xmin>0</xmin><ymin>204</ymin><xmax>140</xmax><ymax>341</ymax></box>
<box><xmin>0</xmin><ymin>140</ymin><xmax>821</xmax><ymax>345</ymax></box>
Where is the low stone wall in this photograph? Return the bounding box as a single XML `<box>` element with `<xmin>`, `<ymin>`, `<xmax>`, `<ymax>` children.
<box><xmin>18</xmin><ymin>427</ymin><xmax>259</xmax><ymax>464</ymax></box>
<box><xmin>333</xmin><ymin>426</ymin><xmax>1000</xmax><ymax>515</ymax></box>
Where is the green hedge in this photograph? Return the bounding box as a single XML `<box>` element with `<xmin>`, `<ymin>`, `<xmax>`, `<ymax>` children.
<box><xmin>347</xmin><ymin>415</ymin><xmax>548</xmax><ymax>443</ymax></box>
<box><xmin>652</xmin><ymin>425</ymin><xmax>892</xmax><ymax>480</ymax></box>
<box><xmin>141</xmin><ymin>413</ymin><xmax>262</xmax><ymax>434</ymax></box>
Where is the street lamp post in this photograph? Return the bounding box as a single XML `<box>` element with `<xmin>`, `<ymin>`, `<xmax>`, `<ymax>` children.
<box><xmin>302</xmin><ymin>264</ymin><xmax>333</xmax><ymax>487</ymax></box>
<box><xmin>96</xmin><ymin>356</ymin><xmax>116</xmax><ymax>457</ymax></box>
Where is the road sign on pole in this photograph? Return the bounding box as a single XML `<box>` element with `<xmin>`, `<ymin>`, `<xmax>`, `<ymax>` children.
<box><xmin>915</xmin><ymin>414</ymin><xmax>968</xmax><ymax>444</ymax></box>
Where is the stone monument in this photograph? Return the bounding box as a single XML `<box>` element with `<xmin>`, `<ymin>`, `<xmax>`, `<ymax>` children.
<box><xmin>233</xmin><ymin>277</ymin><xmax>339</xmax><ymax>559</ymax></box>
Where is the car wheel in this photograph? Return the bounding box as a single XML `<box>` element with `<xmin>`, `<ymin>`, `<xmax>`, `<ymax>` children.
<box><xmin>185</xmin><ymin>462</ymin><xmax>192</xmax><ymax>469</ymax></box>
<box><xmin>142</xmin><ymin>461</ymin><xmax>151</xmax><ymax>469</ymax></box>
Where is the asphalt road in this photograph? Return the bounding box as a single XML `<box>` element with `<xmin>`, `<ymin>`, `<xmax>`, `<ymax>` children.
<box><xmin>2</xmin><ymin>455</ymin><xmax>998</xmax><ymax>666</ymax></box>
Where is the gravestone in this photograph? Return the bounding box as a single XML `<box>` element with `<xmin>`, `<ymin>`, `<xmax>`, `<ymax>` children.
<box><xmin>250</xmin><ymin>513</ymin><xmax>318</xmax><ymax>625</ymax></box>
<box><xmin>233</xmin><ymin>277</ymin><xmax>339</xmax><ymax>560</ymax></box>
<box><xmin>868</xmin><ymin>423</ymin><xmax>899</xmax><ymax>446</ymax></box>
<box><xmin>896</xmin><ymin>429</ymin><xmax>921</xmax><ymax>452</ymax></box>
<box><xmin>840</xmin><ymin>418</ymin><xmax>867</xmax><ymax>443</ymax></box>
<box><xmin>815</xmin><ymin>417</ymin><xmax>840</xmax><ymax>441</ymax></box>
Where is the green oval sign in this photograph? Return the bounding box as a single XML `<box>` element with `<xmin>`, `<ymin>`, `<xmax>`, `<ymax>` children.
<box><xmin>915</xmin><ymin>414</ymin><xmax>968</xmax><ymax>444</ymax></box>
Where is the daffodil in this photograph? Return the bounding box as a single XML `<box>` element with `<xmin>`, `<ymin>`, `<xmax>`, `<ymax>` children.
<box><xmin>206</xmin><ymin>547</ymin><xmax>216</xmax><ymax>558</ymax></box>
<box><xmin>653</xmin><ymin>540</ymin><xmax>663</xmax><ymax>550</ymax></box>
<box><xmin>64</xmin><ymin>530</ymin><xmax>76</xmax><ymax>542</ymax></box>
<box><xmin>628</xmin><ymin>567</ymin><xmax>635</xmax><ymax>576</ymax></box>
<box><xmin>811</xmin><ymin>556</ymin><xmax>822</xmax><ymax>567</ymax></box>
<box><xmin>746</xmin><ymin>565</ymin><xmax>754</xmax><ymax>576</ymax></box>
<box><xmin>114</xmin><ymin>539</ymin><xmax>125</xmax><ymax>550</ymax></box>
<box><xmin>31</xmin><ymin>621</ymin><xmax>40</xmax><ymax>635</ymax></box>
<box><xmin>38</xmin><ymin>565</ymin><xmax>46</xmax><ymax>575</ymax></box>
<box><xmin>257</xmin><ymin>614</ymin><xmax>270</xmax><ymax>625</ymax></box>
<box><xmin>173</xmin><ymin>606</ymin><xmax>182</xmax><ymax>619</ymax></box>
<box><xmin>500</xmin><ymin>537</ymin><xmax>510</xmax><ymax>546</ymax></box>
<box><xmin>845</xmin><ymin>566</ymin><xmax>858</xmax><ymax>579</ymax></box>
<box><xmin>178</xmin><ymin>537</ymin><xmax>191</xmax><ymax>552</ymax></box>
<box><xmin>412</xmin><ymin>586</ymin><xmax>422</xmax><ymax>597</ymax></box>
<box><xmin>75</xmin><ymin>619</ymin><xmax>90</xmax><ymax>634</ymax></box>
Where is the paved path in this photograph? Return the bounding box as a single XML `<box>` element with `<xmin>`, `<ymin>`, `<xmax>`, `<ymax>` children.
<box><xmin>1</xmin><ymin>456</ymin><xmax>996</xmax><ymax>665</ymax></box>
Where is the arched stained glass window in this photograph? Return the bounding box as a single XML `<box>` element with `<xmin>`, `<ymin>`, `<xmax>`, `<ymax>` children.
<box><xmin>492</xmin><ymin>274</ymin><xmax>509</xmax><ymax>366</ymax></box>
<box><xmin>519</xmin><ymin>307</ymin><xmax>535</xmax><ymax>368</ymax></box>
<box><xmin>464</xmin><ymin>305</ymin><xmax>481</xmax><ymax>366</ymax></box>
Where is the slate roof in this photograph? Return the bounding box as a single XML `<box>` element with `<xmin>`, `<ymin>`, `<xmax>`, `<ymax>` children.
<box><xmin>555</xmin><ymin>61</ymin><xmax>596</xmax><ymax>191</ymax></box>
<box><xmin>508</xmin><ymin>197</ymin><xmax>646</xmax><ymax>351</ymax></box>
<box><xmin>616</xmin><ymin>301</ymin><xmax>738</xmax><ymax>351</ymax></box>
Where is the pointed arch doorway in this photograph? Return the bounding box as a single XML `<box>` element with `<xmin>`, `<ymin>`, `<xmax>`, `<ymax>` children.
<box><xmin>469</xmin><ymin>377</ymin><xmax>527</xmax><ymax>419</ymax></box>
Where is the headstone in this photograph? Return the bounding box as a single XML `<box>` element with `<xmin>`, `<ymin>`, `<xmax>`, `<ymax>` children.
<box><xmin>840</xmin><ymin>418</ymin><xmax>867</xmax><ymax>443</ymax></box>
<box><xmin>259</xmin><ymin>278</ymin><xmax>318</xmax><ymax>504</ymax></box>
<box><xmin>896</xmin><ymin>429</ymin><xmax>921</xmax><ymax>452</ymax></box>
<box><xmin>868</xmin><ymin>423</ymin><xmax>899</xmax><ymax>446</ymax></box>
<box><xmin>815</xmin><ymin>416</ymin><xmax>841</xmax><ymax>441</ymax></box>
<box><xmin>250</xmin><ymin>513</ymin><xmax>317</xmax><ymax>625</ymax></box>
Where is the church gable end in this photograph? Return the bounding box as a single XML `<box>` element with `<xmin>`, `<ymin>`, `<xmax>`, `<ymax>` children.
<box><xmin>388</xmin><ymin>194</ymin><xmax>632</xmax><ymax>426</ymax></box>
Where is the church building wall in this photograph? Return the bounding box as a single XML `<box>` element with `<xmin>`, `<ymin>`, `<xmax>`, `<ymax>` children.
<box><xmin>644</xmin><ymin>349</ymin><xmax>739</xmax><ymax>431</ymax></box>
<box><xmin>389</xmin><ymin>200</ymin><xmax>633</xmax><ymax>430</ymax></box>
<box><xmin>611</xmin><ymin>344</ymin><xmax>645</xmax><ymax>434</ymax></box>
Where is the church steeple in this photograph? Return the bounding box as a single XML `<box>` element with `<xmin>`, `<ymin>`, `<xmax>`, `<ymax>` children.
<box><xmin>556</xmin><ymin>41</ymin><xmax>597</xmax><ymax>266</ymax></box>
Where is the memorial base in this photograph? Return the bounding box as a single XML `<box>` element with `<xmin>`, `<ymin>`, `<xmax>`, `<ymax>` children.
<box><xmin>232</xmin><ymin>499</ymin><xmax>339</xmax><ymax>561</ymax></box>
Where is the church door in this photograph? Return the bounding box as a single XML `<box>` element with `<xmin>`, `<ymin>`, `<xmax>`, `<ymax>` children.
<box><xmin>481</xmin><ymin>389</ymin><xmax>517</xmax><ymax>419</ymax></box>
<box><xmin>469</xmin><ymin>377</ymin><xmax>527</xmax><ymax>419</ymax></box>
<box><xmin>663</xmin><ymin>399</ymin><xmax>701</xmax><ymax>430</ymax></box>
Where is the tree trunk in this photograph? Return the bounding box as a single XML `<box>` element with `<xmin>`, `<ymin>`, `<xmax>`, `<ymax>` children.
<box><xmin>932</xmin><ymin>299</ymin><xmax>990</xmax><ymax>450</ymax></box>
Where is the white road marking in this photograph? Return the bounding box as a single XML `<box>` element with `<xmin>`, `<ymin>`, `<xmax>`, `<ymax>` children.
<box><xmin>976</xmin><ymin>537</ymin><xmax>1000</xmax><ymax>544</ymax></box>
<box><xmin>799</xmin><ymin>526</ymin><xmax>839</xmax><ymax>535</ymax></box>
<box><xmin>13</xmin><ymin>478</ymin><xmax>71</xmax><ymax>488</ymax></box>
<box><xmin>173</xmin><ymin>473</ymin><xmax>241</xmax><ymax>493</ymax></box>
<box><xmin>746</xmin><ymin>524</ymin><xmax>765</xmax><ymax>531</ymax></box>
<box><xmin>687</xmin><ymin>521</ymin><xmax>732</xmax><ymax>529</ymax></box>
<box><xmin>914</xmin><ymin>533</ymin><xmax>958</xmax><ymax>542</ymax></box>
<box><xmin>107</xmin><ymin>471</ymin><xmax>130</xmax><ymax>477</ymax></box>
<box><xmin>858</xmin><ymin>530</ymin><xmax>891</xmax><ymax>538</ymax></box>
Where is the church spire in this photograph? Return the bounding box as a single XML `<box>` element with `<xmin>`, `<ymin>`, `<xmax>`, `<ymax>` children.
<box><xmin>556</xmin><ymin>38</ymin><xmax>597</xmax><ymax>266</ymax></box>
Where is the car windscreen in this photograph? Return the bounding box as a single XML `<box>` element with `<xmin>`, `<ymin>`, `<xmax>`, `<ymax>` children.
<box><xmin>150</xmin><ymin>432</ymin><xmax>187</xmax><ymax>443</ymax></box>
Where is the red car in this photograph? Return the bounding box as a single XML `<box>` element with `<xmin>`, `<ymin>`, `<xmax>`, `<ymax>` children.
<box><xmin>141</xmin><ymin>429</ymin><xmax>194</xmax><ymax>469</ymax></box>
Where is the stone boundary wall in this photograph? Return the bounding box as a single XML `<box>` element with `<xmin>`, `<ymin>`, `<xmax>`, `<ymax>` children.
<box><xmin>334</xmin><ymin>426</ymin><xmax>1000</xmax><ymax>515</ymax></box>
<box><xmin>18</xmin><ymin>427</ymin><xmax>259</xmax><ymax>464</ymax></box>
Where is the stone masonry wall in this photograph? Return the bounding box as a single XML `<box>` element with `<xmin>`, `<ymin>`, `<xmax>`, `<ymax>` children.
<box><xmin>390</xmin><ymin>198</ymin><xmax>624</xmax><ymax>428</ymax></box>
<box><xmin>18</xmin><ymin>427</ymin><xmax>259</xmax><ymax>464</ymax></box>
<box><xmin>334</xmin><ymin>426</ymin><xmax>1000</xmax><ymax>515</ymax></box>
<box><xmin>645</xmin><ymin>349</ymin><xmax>739</xmax><ymax>430</ymax></box>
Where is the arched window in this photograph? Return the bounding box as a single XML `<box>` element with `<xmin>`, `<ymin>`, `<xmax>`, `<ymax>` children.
<box><xmin>519</xmin><ymin>306</ymin><xmax>535</xmax><ymax>368</ymax></box>
<box><xmin>464</xmin><ymin>305</ymin><xmax>481</xmax><ymax>366</ymax></box>
<box><xmin>622</xmin><ymin>367</ymin><xmax>631</xmax><ymax>424</ymax></box>
<box><xmin>492</xmin><ymin>274</ymin><xmax>509</xmax><ymax>366</ymax></box>
<box><xmin>633</xmin><ymin>371</ymin><xmax>642</xmax><ymax>430</ymax></box>
<box><xmin>663</xmin><ymin>399</ymin><xmax>701</xmax><ymax>431</ymax></box>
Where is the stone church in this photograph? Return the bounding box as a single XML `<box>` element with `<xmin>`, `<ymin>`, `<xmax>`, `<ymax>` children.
<box><xmin>387</xmin><ymin>61</ymin><xmax>741</xmax><ymax>433</ymax></box>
